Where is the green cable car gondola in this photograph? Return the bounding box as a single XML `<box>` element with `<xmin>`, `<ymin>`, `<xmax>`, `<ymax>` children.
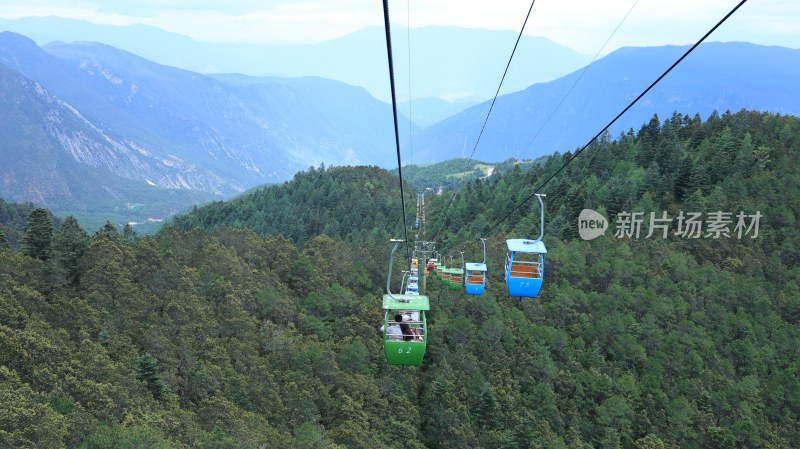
<box><xmin>382</xmin><ymin>295</ymin><xmax>429</xmax><ymax>365</ymax></box>
<box><xmin>382</xmin><ymin>240</ymin><xmax>429</xmax><ymax>366</ymax></box>
<box><xmin>448</xmin><ymin>254</ymin><xmax>464</xmax><ymax>291</ymax></box>
<box><xmin>440</xmin><ymin>258</ymin><xmax>450</xmax><ymax>285</ymax></box>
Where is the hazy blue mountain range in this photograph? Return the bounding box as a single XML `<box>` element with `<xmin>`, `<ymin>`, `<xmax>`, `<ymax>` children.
<box><xmin>399</xmin><ymin>96</ymin><xmax>480</xmax><ymax>128</ymax></box>
<box><xmin>0</xmin><ymin>17</ymin><xmax>591</xmax><ymax>101</ymax></box>
<box><xmin>415</xmin><ymin>42</ymin><xmax>800</xmax><ymax>162</ymax></box>
<box><xmin>0</xmin><ymin>31</ymin><xmax>411</xmax><ymax>226</ymax></box>
<box><xmin>1</xmin><ymin>25</ymin><xmax>798</xmax><ymax>230</ymax></box>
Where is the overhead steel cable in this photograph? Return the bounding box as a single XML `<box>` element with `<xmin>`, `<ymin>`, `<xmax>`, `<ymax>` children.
<box><xmin>434</xmin><ymin>0</ymin><xmax>636</xmax><ymax>247</ymax></box>
<box><xmin>481</xmin><ymin>0</ymin><xmax>749</xmax><ymax>239</ymax></box>
<box><xmin>467</xmin><ymin>0</ymin><xmax>536</xmax><ymax>161</ymax></box>
<box><xmin>516</xmin><ymin>0</ymin><xmax>641</xmax><ymax>161</ymax></box>
<box><xmin>429</xmin><ymin>0</ymin><xmax>537</xmax><ymax>245</ymax></box>
<box><xmin>407</xmin><ymin>0</ymin><xmax>413</xmax><ymax>169</ymax></box>
<box><xmin>383</xmin><ymin>0</ymin><xmax>411</xmax><ymax>259</ymax></box>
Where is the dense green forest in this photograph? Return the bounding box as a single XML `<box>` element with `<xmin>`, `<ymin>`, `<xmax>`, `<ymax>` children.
<box><xmin>172</xmin><ymin>165</ymin><xmax>409</xmax><ymax>245</ymax></box>
<box><xmin>0</xmin><ymin>109</ymin><xmax>798</xmax><ymax>448</ymax></box>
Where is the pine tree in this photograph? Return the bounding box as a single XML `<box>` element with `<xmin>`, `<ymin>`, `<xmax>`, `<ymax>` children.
<box><xmin>673</xmin><ymin>157</ymin><xmax>693</xmax><ymax>201</ymax></box>
<box><xmin>51</xmin><ymin>215</ymin><xmax>90</xmax><ymax>288</ymax></box>
<box><xmin>476</xmin><ymin>387</ymin><xmax>501</xmax><ymax>430</ymax></box>
<box><xmin>21</xmin><ymin>208</ymin><xmax>53</xmax><ymax>261</ymax></box>
<box><xmin>635</xmin><ymin>115</ymin><xmax>661</xmax><ymax>167</ymax></box>
<box><xmin>94</xmin><ymin>221</ymin><xmax>119</xmax><ymax>240</ymax></box>
<box><xmin>138</xmin><ymin>353</ymin><xmax>166</xmax><ymax>400</ymax></box>
<box><xmin>643</xmin><ymin>161</ymin><xmax>662</xmax><ymax>197</ymax></box>
<box><xmin>122</xmin><ymin>223</ymin><xmax>138</xmax><ymax>242</ymax></box>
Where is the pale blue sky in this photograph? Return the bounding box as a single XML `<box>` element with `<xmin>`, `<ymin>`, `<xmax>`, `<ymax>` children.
<box><xmin>0</xmin><ymin>0</ymin><xmax>797</xmax><ymax>54</ymax></box>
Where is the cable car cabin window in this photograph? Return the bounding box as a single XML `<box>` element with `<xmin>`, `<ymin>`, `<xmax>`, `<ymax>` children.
<box><xmin>448</xmin><ymin>268</ymin><xmax>463</xmax><ymax>290</ymax></box>
<box><xmin>506</xmin><ymin>252</ymin><xmax>542</xmax><ymax>279</ymax></box>
<box><xmin>384</xmin><ymin>310</ymin><xmax>425</xmax><ymax>342</ymax></box>
<box><xmin>466</xmin><ymin>272</ymin><xmax>484</xmax><ymax>284</ymax></box>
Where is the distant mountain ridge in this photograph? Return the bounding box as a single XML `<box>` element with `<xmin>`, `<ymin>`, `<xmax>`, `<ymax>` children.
<box><xmin>399</xmin><ymin>96</ymin><xmax>480</xmax><ymax>128</ymax></box>
<box><xmin>416</xmin><ymin>42</ymin><xmax>800</xmax><ymax>162</ymax></box>
<box><xmin>0</xmin><ymin>17</ymin><xmax>591</xmax><ymax>101</ymax></box>
<box><xmin>0</xmin><ymin>31</ymin><xmax>412</xmax><ymax>226</ymax></box>
<box><xmin>0</xmin><ymin>26</ymin><xmax>798</xmax><ymax>231</ymax></box>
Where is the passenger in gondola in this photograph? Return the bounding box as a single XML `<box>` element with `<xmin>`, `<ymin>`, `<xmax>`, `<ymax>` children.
<box><xmin>397</xmin><ymin>313</ymin><xmax>422</xmax><ymax>341</ymax></box>
<box><xmin>400</xmin><ymin>319</ymin><xmax>414</xmax><ymax>341</ymax></box>
<box><xmin>381</xmin><ymin>314</ymin><xmax>404</xmax><ymax>341</ymax></box>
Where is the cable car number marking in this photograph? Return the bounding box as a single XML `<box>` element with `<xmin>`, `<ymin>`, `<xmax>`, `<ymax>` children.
<box><xmin>398</xmin><ymin>347</ymin><xmax>412</xmax><ymax>354</ymax></box>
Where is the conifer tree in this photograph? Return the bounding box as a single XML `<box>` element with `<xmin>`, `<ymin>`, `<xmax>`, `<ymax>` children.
<box><xmin>138</xmin><ymin>353</ymin><xmax>166</xmax><ymax>400</ymax></box>
<box><xmin>477</xmin><ymin>387</ymin><xmax>500</xmax><ymax>429</ymax></box>
<box><xmin>94</xmin><ymin>221</ymin><xmax>119</xmax><ymax>240</ymax></box>
<box><xmin>51</xmin><ymin>215</ymin><xmax>90</xmax><ymax>288</ymax></box>
<box><xmin>122</xmin><ymin>223</ymin><xmax>138</xmax><ymax>242</ymax></box>
<box><xmin>21</xmin><ymin>208</ymin><xmax>53</xmax><ymax>260</ymax></box>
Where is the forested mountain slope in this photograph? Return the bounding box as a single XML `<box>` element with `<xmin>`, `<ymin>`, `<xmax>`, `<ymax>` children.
<box><xmin>0</xmin><ymin>110</ymin><xmax>798</xmax><ymax>448</ymax></box>
<box><xmin>171</xmin><ymin>165</ymin><xmax>412</xmax><ymax>245</ymax></box>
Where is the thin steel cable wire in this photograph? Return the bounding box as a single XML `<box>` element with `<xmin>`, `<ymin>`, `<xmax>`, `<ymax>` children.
<box><xmin>430</xmin><ymin>0</ymin><xmax>537</xmax><ymax>244</ymax></box>
<box><xmin>481</xmin><ymin>0</ymin><xmax>749</xmax><ymax>238</ymax></box>
<box><xmin>383</xmin><ymin>0</ymin><xmax>411</xmax><ymax>259</ymax></box>
<box><xmin>517</xmin><ymin>0</ymin><xmax>642</xmax><ymax>161</ymax></box>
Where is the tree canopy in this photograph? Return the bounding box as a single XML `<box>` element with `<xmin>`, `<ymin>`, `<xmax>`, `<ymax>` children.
<box><xmin>0</xmin><ymin>109</ymin><xmax>798</xmax><ymax>448</ymax></box>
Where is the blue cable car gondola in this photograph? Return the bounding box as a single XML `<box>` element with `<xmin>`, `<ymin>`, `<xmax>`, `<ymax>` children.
<box><xmin>504</xmin><ymin>194</ymin><xmax>547</xmax><ymax>298</ymax></box>
<box><xmin>406</xmin><ymin>275</ymin><xmax>419</xmax><ymax>294</ymax></box>
<box><xmin>465</xmin><ymin>239</ymin><xmax>488</xmax><ymax>295</ymax></box>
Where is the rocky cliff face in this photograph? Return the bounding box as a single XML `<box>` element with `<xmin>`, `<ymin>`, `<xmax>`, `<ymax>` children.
<box><xmin>0</xmin><ymin>64</ymin><xmax>227</xmax><ymax>205</ymax></box>
<box><xmin>0</xmin><ymin>32</ymin><xmax>408</xmax><ymax>214</ymax></box>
